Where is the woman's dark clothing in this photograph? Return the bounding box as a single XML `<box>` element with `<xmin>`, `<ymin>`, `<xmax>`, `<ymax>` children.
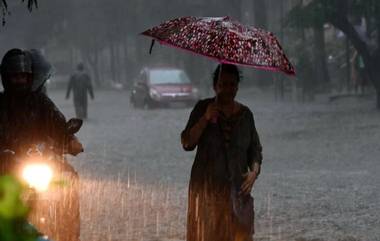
<box><xmin>182</xmin><ymin>98</ymin><xmax>263</xmax><ymax>241</ymax></box>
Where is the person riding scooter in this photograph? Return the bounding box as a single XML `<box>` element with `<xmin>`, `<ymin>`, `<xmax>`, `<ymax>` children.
<box><xmin>0</xmin><ymin>48</ymin><xmax>83</xmax><ymax>155</ymax></box>
<box><xmin>0</xmin><ymin>48</ymin><xmax>83</xmax><ymax>241</ymax></box>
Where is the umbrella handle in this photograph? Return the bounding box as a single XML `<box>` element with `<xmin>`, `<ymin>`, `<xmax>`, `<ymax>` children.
<box><xmin>218</xmin><ymin>63</ymin><xmax>223</xmax><ymax>82</ymax></box>
<box><xmin>214</xmin><ymin>64</ymin><xmax>223</xmax><ymax>106</ymax></box>
<box><xmin>149</xmin><ymin>39</ymin><xmax>155</xmax><ymax>55</ymax></box>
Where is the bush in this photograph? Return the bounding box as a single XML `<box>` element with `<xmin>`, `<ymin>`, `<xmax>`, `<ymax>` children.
<box><xmin>0</xmin><ymin>175</ymin><xmax>39</xmax><ymax>241</ymax></box>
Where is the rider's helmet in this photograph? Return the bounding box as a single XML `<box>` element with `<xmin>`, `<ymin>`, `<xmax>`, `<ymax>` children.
<box><xmin>0</xmin><ymin>48</ymin><xmax>33</xmax><ymax>94</ymax></box>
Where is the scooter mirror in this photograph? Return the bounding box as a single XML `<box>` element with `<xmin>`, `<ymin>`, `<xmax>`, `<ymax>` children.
<box><xmin>66</xmin><ymin>118</ymin><xmax>83</xmax><ymax>134</ymax></box>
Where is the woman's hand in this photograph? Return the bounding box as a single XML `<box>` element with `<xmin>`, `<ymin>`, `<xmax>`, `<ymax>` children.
<box><xmin>204</xmin><ymin>103</ymin><xmax>219</xmax><ymax>122</ymax></box>
<box><xmin>239</xmin><ymin>170</ymin><xmax>258</xmax><ymax>196</ymax></box>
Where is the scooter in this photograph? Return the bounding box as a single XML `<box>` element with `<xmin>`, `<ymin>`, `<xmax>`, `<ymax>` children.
<box><xmin>0</xmin><ymin>118</ymin><xmax>83</xmax><ymax>241</ymax></box>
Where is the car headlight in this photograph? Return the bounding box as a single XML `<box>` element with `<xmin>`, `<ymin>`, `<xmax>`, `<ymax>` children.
<box><xmin>149</xmin><ymin>89</ymin><xmax>161</xmax><ymax>99</ymax></box>
<box><xmin>22</xmin><ymin>163</ymin><xmax>53</xmax><ymax>192</ymax></box>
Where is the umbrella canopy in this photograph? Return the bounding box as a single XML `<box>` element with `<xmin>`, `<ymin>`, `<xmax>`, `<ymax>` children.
<box><xmin>142</xmin><ymin>16</ymin><xmax>295</xmax><ymax>75</ymax></box>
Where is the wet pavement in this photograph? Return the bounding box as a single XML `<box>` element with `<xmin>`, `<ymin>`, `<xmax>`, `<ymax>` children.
<box><xmin>49</xmin><ymin>88</ymin><xmax>380</xmax><ymax>241</ymax></box>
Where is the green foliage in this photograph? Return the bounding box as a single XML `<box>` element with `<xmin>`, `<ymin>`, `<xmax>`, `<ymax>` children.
<box><xmin>286</xmin><ymin>2</ymin><xmax>324</xmax><ymax>28</ymax></box>
<box><xmin>22</xmin><ymin>0</ymin><xmax>38</xmax><ymax>12</ymax></box>
<box><xmin>1</xmin><ymin>0</ymin><xmax>38</xmax><ymax>25</ymax></box>
<box><xmin>286</xmin><ymin>0</ymin><xmax>341</xmax><ymax>29</ymax></box>
<box><xmin>0</xmin><ymin>175</ymin><xmax>28</xmax><ymax>218</ymax></box>
<box><xmin>1</xmin><ymin>0</ymin><xmax>38</xmax><ymax>11</ymax></box>
<box><xmin>287</xmin><ymin>0</ymin><xmax>380</xmax><ymax>30</ymax></box>
<box><xmin>0</xmin><ymin>175</ymin><xmax>39</xmax><ymax>241</ymax></box>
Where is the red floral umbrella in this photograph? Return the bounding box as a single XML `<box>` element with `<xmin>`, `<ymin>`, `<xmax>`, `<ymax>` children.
<box><xmin>142</xmin><ymin>16</ymin><xmax>295</xmax><ymax>76</ymax></box>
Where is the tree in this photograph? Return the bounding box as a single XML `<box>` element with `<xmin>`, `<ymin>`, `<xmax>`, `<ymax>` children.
<box><xmin>0</xmin><ymin>175</ymin><xmax>39</xmax><ymax>241</ymax></box>
<box><xmin>288</xmin><ymin>0</ymin><xmax>380</xmax><ymax>109</ymax></box>
<box><xmin>287</xmin><ymin>0</ymin><xmax>331</xmax><ymax>98</ymax></box>
<box><xmin>1</xmin><ymin>0</ymin><xmax>38</xmax><ymax>25</ymax></box>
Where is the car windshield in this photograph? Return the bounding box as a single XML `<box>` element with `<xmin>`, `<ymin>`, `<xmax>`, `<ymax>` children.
<box><xmin>149</xmin><ymin>69</ymin><xmax>191</xmax><ymax>85</ymax></box>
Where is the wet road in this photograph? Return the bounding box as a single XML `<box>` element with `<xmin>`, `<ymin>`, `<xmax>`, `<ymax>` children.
<box><xmin>49</xmin><ymin>88</ymin><xmax>380</xmax><ymax>241</ymax></box>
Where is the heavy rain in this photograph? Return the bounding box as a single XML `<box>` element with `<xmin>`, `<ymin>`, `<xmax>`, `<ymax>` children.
<box><xmin>0</xmin><ymin>1</ymin><xmax>379</xmax><ymax>241</ymax></box>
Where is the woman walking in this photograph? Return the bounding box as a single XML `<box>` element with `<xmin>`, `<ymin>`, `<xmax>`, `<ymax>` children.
<box><xmin>181</xmin><ymin>64</ymin><xmax>263</xmax><ymax>241</ymax></box>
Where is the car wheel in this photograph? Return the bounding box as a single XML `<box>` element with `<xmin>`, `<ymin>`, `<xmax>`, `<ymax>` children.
<box><xmin>132</xmin><ymin>97</ymin><xmax>144</xmax><ymax>109</ymax></box>
<box><xmin>143</xmin><ymin>98</ymin><xmax>153</xmax><ymax>110</ymax></box>
<box><xmin>131</xmin><ymin>99</ymin><xmax>138</xmax><ymax>109</ymax></box>
<box><xmin>130</xmin><ymin>95</ymin><xmax>138</xmax><ymax>108</ymax></box>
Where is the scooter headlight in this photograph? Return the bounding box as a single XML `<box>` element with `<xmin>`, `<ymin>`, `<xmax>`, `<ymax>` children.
<box><xmin>22</xmin><ymin>163</ymin><xmax>53</xmax><ymax>192</ymax></box>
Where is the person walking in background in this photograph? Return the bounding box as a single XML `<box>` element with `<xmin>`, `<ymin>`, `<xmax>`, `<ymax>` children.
<box><xmin>181</xmin><ymin>64</ymin><xmax>263</xmax><ymax>241</ymax></box>
<box><xmin>351</xmin><ymin>50</ymin><xmax>368</xmax><ymax>94</ymax></box>
<box><xmin>66</xmin><ymin>63</ymin><xmax>94</xmax><ymax>119</ymax></box>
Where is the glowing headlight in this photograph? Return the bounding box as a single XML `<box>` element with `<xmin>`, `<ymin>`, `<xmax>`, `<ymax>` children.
<box><xmin>22</xmin><ymin>164</ymin><xmax>53</xmax><ymax>192</ymax></box>
<box><xmin>149</xmin><ymin>88</ymin><xmax>160</xmax><ymax>99</ymax></box>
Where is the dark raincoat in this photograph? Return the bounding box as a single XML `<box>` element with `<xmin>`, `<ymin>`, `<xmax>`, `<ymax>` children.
<box><xmin>0</xmin><ymin>92</ymin><xmax>69</xmax><ymax>154</ymax></box>
<box><xmin>181</xmin><ymin>98</ymin><xmax>263</xmax><ymax>241</ymax></box>
<box><xmin>66</xmin><ymin>71</ymin><xmax>94</xmax><ymax>119</ymax></box>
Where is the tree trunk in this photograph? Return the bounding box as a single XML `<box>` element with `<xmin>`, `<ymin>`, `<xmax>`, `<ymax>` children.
<box><xmin>228</xmin><ymin>0</ymin><xmax>242</xmax><ymax>20</ymax></box>
<box><xmin>109</xmin><ymin>41</ymin><xmax>116</xmax><ymax>84</ymax></box>
<box><xmin>345</xmin><ymin>36</ymin><xmax>351</xmax><ymax>92</ymax></box>
<box><xmin>92</xmin><ymin>50</ymin><xmax>100</xmax><ymax>87</ymax></box>
<box><xmin>278</xmin><ymin>0</ymin><xmax>285</xmax><ymax>100</ymax></box>
<box><xmin>253</xmin><ymin>0</ymin><xmax>272</xmax><ymax>88</ymax></box>
<box><xmin>83</xmin><ymin>48</ymin><xmax>101</xmax><ymax>87</ymax></box>
<box><xmin>253</xmin><ymin>0</ymin><xmax>267</xmax><ymax>28</ymax></box>
<box><xmin>123</xmin><ymin>39</ymin><xmax>130</xmax><ymax>88</ymax></box>
<box><xmin>313</xmin><ymin>23</ymin><xmax>330</xmax><ymax>86</ymax></box>
<box><xmin>70</xmin><ymin>46</ymin><xmax>75</xmax><ymax>71</ymax></box>
<box><xmin>115</xmin><ymin>43</ymin><xmax>121</xmax><ymax>83</ymax></box>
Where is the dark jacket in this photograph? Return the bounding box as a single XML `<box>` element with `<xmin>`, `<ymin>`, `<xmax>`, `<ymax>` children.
<box><xmin>0</xmin><ymin>91</ymin><xmax>70</xmax><ymax>153</ymax></box>
<box><xmin>66</xmin><ymin>71</ymin><xmax>94</xmax><ymax>103</ymax></box>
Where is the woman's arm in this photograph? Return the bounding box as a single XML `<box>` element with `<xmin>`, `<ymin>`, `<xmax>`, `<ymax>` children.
<box><xmin>181</xmin><ymin>115</ymin><xmax>208</xmax><ymax>150</ymax></box>
<box><xmin>241</xmin><ymin>111</ymin><xmax>263</xmax><ymax>195</ymax></box>
<box><xmin>181</xmin><ymin>100</ymin><xmax>217</xmax><ymax>151</ymax></box>
<box><xmin>248</xmin><ymin>111</ymin><xmax>263</xmax><ymax>172</ymax></box>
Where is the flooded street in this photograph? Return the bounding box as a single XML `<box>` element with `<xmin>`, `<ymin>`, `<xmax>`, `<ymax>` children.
<box><xmin>1</xmin><ymin>1</ymin><xmax>379</xmax><ymax>241</ymax></box>
<box><xmin>50</xmin><ymin>88</ymin><xmax>380</xmax><ymax>241</ymax></box>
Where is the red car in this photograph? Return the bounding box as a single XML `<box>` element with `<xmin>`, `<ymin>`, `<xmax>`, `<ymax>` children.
<box><xmin>130</xmin><ymin>67</ymin><xmax>199</xmax><ymax>108</ymax></box>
